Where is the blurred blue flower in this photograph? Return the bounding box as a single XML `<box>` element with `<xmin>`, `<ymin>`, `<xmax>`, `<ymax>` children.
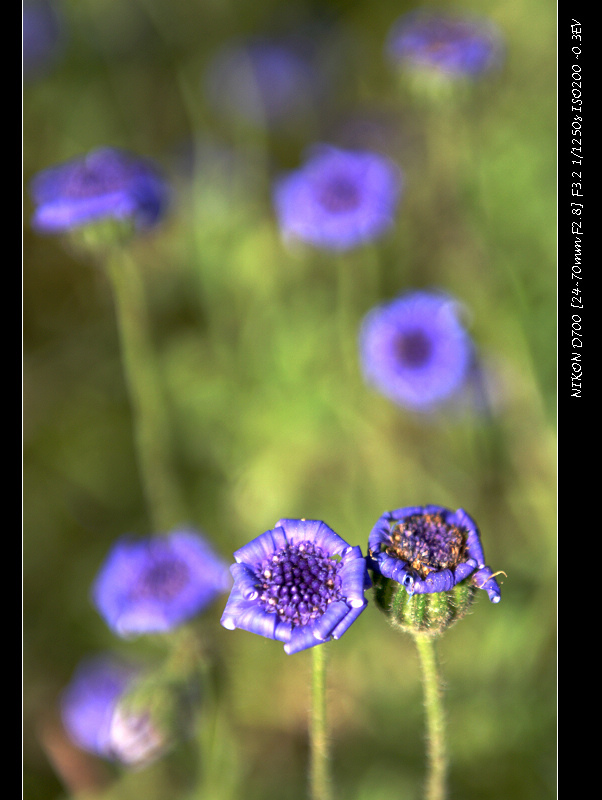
<box><xmin>273</xmin><ymin>145</ymin><xmax>402</xmax><ymax>251</ymax></box>
<box><xmin>61</xmin><ymin>655</ymin><xmax>169</xmax><ymax>766</ymax></box>
<box><xmin>359</xmin><ymin>290</ymin><xmax>474</xmax><ymax>411</ymax></box>
<box><xmin>29</xmin><ymin>147</ymin><xmax>170</xmax><ymax>234</ymax></box>
<box><xmin>23</xmin><ymin>1</ymin><xmax>64</xmax><ymax>81</ymax></box>
<box><xmin>203</xmin><ymin>37</ymin><xmax>318</xmax><ymax>129</ymax></box>
<box><xmin>61</xmin><ymin>655</ymin><xmax>138</xmax><ymax>759</ymax></box>
<box><xmin>386</xmin><ymin>10</ymin><xmax>503</xmax><ymax>78</ymax></box>
<box><xmin>368</xmin><ymin>505</ymin><xmax>501</xmax><ymax>602</ymax></box>
<box><xmin>92</xmin><ymin>530</ymin><xmax>232</xmax><ymax>637</ymax></box>
<box><xmin>221</xmin><ymin>518</ymin><xmax>370</xmax><ymax>655</ymax></box>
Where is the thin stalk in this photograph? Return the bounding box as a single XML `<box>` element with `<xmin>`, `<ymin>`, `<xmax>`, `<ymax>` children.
<box><xmin>106</xmin><ymin>248</ymin><xmax>183</xmax><ymax>532</ymax></box>
<box><xmin>412</xmin><ymin>632</ymin><xmax>447</xmax><ymax>800</ymax></box>
<box><xmin>309</xmin><ymin>644</ymin><xmax>333</xmax><ymax>800</ymax></box>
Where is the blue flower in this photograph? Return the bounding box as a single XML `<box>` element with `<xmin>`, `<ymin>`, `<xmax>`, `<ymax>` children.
<box><xmin>273</xmin><ymin>145</ymin><xmax>402</xmax><ymax>251</ymax></box>
<box><xmin>29</xmin><ymin>147</ymin><xmax>170</xmax><ymax>233</ymax></box>
<box><xmin>359</xmin><ymin>290</ymin><xmax>474</xmax><ymax>411</ymax></box>
<box><xmin>92</xmin><ymin>529</ymin><xmax>232</xmax><ymax>637</ymax></box>
<box><xmin>221</xmin><ymin>519</ymin><xmax>370</xmax><ymax>654</ymax></box>
<box><xmin>61</xmin><ymin>655</ymin><xmax>138</xmax><ymax>759</ymax></box>
<box><xmin>23</xmin><ymin>1</ymin><xmax>64</xmax><ymax>81</ymax></box>
<box><xmin>368</xmin><ymin>505</ymin><xmax>501</xmax><ymax>603</ymax></box>
<box><xmin>386</xmin><ymin>10</ymin><xmax>503</xmax><ymax>78</ymax></box>
<box><xmin>61</xmin><ymin>655</ymin><xmax>169</xmax><ymax>766</ymax></box>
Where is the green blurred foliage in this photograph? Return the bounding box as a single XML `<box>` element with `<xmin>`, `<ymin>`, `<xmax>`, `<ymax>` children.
<box><xmin>23</xmin><ymin>0</ymin><xmax>555</xmax><ymax>799</ymax></box>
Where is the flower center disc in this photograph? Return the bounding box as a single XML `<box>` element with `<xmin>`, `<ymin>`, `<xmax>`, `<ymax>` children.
<box><xmin>66</xmin><ymin>155</ymin><xmax>132</xmax><ymax>199</ymax></box>
<box><xmin>394</xmin><ymin>328</ymin><xmax>433</xmax><ymax>368</ymax></box>
<box><xmin>385</xmin><ymin>513</ymin><xmax>467</xmax><ymax>578</ymax></box>
<box><xmin>133</xmin><ymin>559</ymin><xmax>190</xmax><ymax>601</ymax></box>
<box><xmin>317</xmin><ymin>175</ymin><xmax>360</xmax><ymax>214</ymax></box>
<box><xmin>254</xmin><ymin>541</ymin><xmax>342</xmax><ymax>627</ymax></box>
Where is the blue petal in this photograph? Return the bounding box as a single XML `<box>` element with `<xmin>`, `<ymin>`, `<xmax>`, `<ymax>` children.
<box><xmin>274</xmin><ymin>619</ymin><xmax>293</xmax><ymax>643</ymax></box>
<box><xmin>275</xmin><ymin>518</ymin><xmax>323</xmax><ymax>544</ymax></box>
<box><xmin>221</xmin><ymin>594</ymin><xmax>279</xmax><ymax>640</ymax></box>
<box><xmin>233</xmin><ymin>527</ymin><xmax>289</xmax><ymax>567</ymax></box>
<box><xmin>229</xmin><ymin>563</ymin><xmax>260</xmax><ymax>600</ymax></box>
<box><xmin>412</xmin><ymin>568</ymin><xmax>455</xmax><ymax>594</ymax></box>
<box><xmin>284</xmin><ymin>625</ymin><xmax>324</xmax><ymax>655</ymax></box>
<box><xmin>275</xmin><ymin>519</ymin><xmax>351</xmax><ymax>557</ymax></box>
<box><xmin>453</xmin><ymin>560</ymin><xmax>477</xmax><ymax>583</ymax></box>
<box><xmin>472</xmin><ymin>566</ymin><xmax>502</xmax><ymax>603</ymax></box>
<box><xmin>311</xmin><ymin>600</ymin><xmax>351</xmax><ymax>641</ymax></box>
<box><xmin>339</xmin><ymin>557</ymin><xmax>370</xmax><ymax>607</ymax></box>
<box><xmin>456</xmin><ymin>508</ymin><xmax>485</xmax><ymax>567</ymax></box>
<box><xmin>331</xmin><ymin>602</ymin><xmax>367</xmax><ymax>640</ymax></box>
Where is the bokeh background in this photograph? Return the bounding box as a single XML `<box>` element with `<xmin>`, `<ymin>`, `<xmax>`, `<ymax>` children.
<box><xmin>23</xmin><ymin>1</ymin><xmax>556</xmax><ymax>799</ymax></box>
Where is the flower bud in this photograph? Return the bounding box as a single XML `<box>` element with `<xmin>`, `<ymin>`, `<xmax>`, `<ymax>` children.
<box><xmin>372</xmin><ymin>571</ymin><xmax>476</xmax><ymax>636</ymax></box>
<box><xmin>368</xmin><ymin>505</ymin><xmax>502</xmax><ymax>636</ymax></box>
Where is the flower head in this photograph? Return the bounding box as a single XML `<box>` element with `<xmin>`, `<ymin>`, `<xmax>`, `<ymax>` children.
<box><xmin>23</xmin><ymin>1</ymin><xmax>64</xmax><ymax>81</ymax></box>
<box><xmin>61</xmin><ymin>655</ymin><xmax>171</xmax><ymax>767</ymax></box>
<box><xmin>61</xmin><ymin>655</ymin><xmax>138</xmax><ymax>759</ymax></box>
<box><xmin>359</xmin><ymin>290</ymin><xmax>474</xmax><ymax>411</ymax></box>
<box><xmin>92</xmin><ymin>529</ymin><xmax>232</xmax><ymax>637</ymax></box>
<box><xmin>386</xmin><ymin>10</ymin><xmax>503</xmax><ymax>79</ymax></box>
<box><xmin>368</xmin><ymin>505</ymin><xmax>501</xmax><ymax>603</ymax></box>
<box><xmin>29</xmin><ymin>147</ymin><xmax>170</xmax><ymax>234</ymax></box>
<box><xmin>221</xmin><ymin>518</ymin><xmax>370</xmax><ymax>654</ymax></box>
<box><xmin>273</xmin><ymin>145</ymin><xmax>402</xmax><ymax>251</ymax></box>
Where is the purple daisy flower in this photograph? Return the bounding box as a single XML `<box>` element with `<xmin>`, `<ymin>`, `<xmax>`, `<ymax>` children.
<box><xmin>359</xmin><ymin>290</ymin><xmax>474</xmax><ymax>411</ymax></box>
<box><xmin>386</xmin><ymin>10</ymin><xmax>503</xmax><ymax>78</ymax></box>
<box><xmin>61</xmin><ymin>655</ymin><xmax>169</xmax><ymax>766</ymax></box>
<box><xmin>23</xmin><ymin>1</ymin><xmax>64</xmax><ymax>81</ymax></box>
<box><xmin>29</xmin><ymin>147</ymin><xmax>170</xmax><ymax>234</ymax></box>
<box><xmin>368</xmin><ymin>505</ymin><xmax>501</xmax><ymax>603</ymax></box>
<box><xmin>221</xmin><ymin>518</ymin><xmax>370</xmax><ymax>655</ymax></box>
<box><xmin>92</xmin><ymin>529</ymin><xmax>232</xmax><ymax>637</ymax></box>
<box><xmin>273</xmin><ymin>145</ymin><xmax>402</xmax><ymax>251</ymax></box>
<box><xmin>61</xmin><ymin>655</ymin><xmax>138</xmax><ymax>759</ymax></box>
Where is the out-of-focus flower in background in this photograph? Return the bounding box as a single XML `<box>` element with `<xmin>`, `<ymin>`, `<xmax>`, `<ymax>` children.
<box><xmin>273</xmin><ymin>144</ymin><xmax>402</xmax><ymax>251</ymax></box>
<box><xmin>29</xmin><ymin>147</ymin><xmax>170</xmax><ymax>234</ymax></box>
<box><xmin>203</xmin><ymin>37</ymin><xmax>321</xmax><ymax>130</ymax></box>
<box><xmin>221</xmin><ymin>518</ymin><xmax>370</xmax><ymax>654</ymax></box>
<box><xmin>23</xmin><ymin>0</ymin><xmax>64</xmax><ymax>81</ymax></box>
<box><xmin>359</xmin><ymin>289</ymin><xmax>474</xmax><ymax>412</ymax></box>
<box><xmin>386</xmin><ymin>9</ymin><xmax>503</xmax><ymax>79</ymax></box>
<box><xmin>61</xmin><ymin>655</ymin><xmax>174</xmax><ymax>768</ymax></box>
<box><xmin>61</xmin><ymin>655</ymin><xmax>137</xmax><ymax>761</ymax></box>
<box><xmin>92</xmin><ymin>529</ymin><xmax>232</xmax><ymax>637</ymax></box>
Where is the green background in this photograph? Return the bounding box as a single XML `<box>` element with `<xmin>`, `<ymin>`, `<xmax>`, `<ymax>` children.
<box><xmin>23</xmin><ymin>1</ymin><xmax>556</xmax><ymax>798</ymax></box>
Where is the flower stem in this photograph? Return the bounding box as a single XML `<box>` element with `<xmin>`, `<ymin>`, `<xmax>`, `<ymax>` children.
<box><xmin>106</xmin><ymin>248</ymin><xmax>183</xmax><ymax>532</ymax></box>
<box><xmin>412</xmin><ymin>632</ymin><xmax>447</xmax><ymax>800</ymax></box>
<box><xmin>309</xmin><ymin>644</ymin><xmax>333</xmax><ymax>800</ymax></box>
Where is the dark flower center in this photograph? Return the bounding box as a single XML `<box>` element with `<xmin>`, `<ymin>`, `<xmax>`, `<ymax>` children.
<box><xmin>394</xmin><ymin>328</ymin><xmax>433</xmax><ymax>368</ymax></box>
<box><xmin>66</xmin><ymin>158</ymin><xmax>131</xmax><ymax>199</ymax></box>
<box><xmin>410</xmin><ymin>20</ymin><xmax>469</xmax><ymax>54</ymax></box>
<box><xmin>317</xmin><ymin>175</ymin><xmax>361</xmax><ymax>214</ymax></box>
<box><xmin>254</xmin><ymin>541</ymin><xmax>343</xmax><ymax>627</ymax></box>
<box><xmin>132</xmin><ymin>558</ymin><xmax>190</xmax><ymax>602</ymax></box>
<box><xmin>384</xmin><ymin>513</ymin><xmax>467</xmax><ymax>578</ymax></box>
